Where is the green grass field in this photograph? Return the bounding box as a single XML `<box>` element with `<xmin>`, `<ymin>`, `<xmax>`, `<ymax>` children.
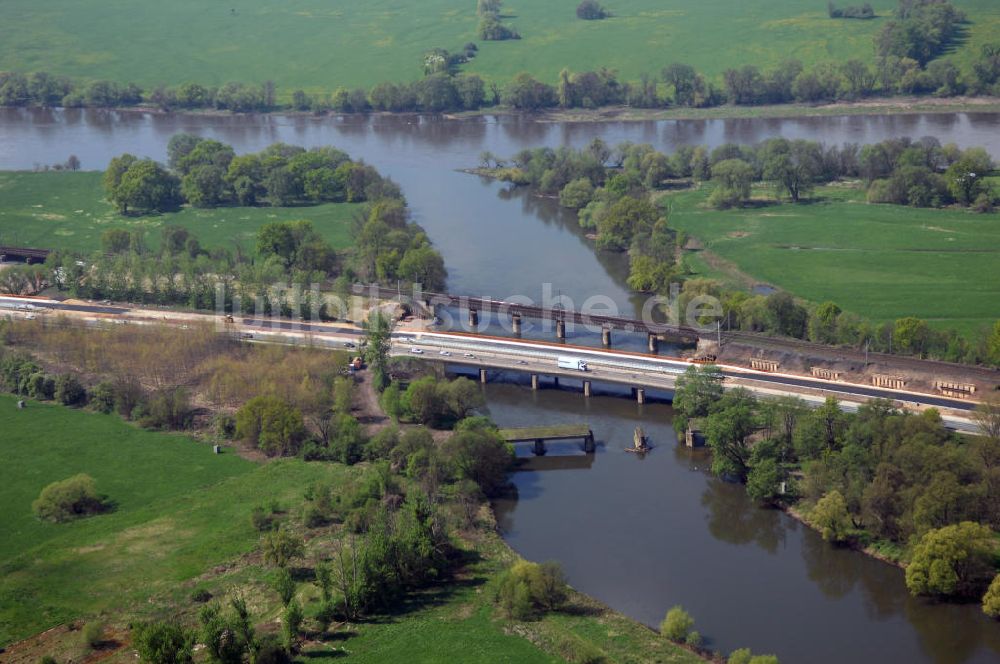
<box><xmin>667</xmin><ymin>184</ymin><xmax>1000</xmax><ymax>335</ymax></box>
<box><xmin>0</xmin><ymin>396</ymin><xmax>703</xmax><ymax>663</ymax></box>
<box><xmin>1</xmin><ymin>0</ymin><xmax>997</xmax><ymax>94</ymax></box>
<box><xmin>0</xmin><ymin>171</ymin><xmax>359</xmax><ymax>253</ymax></box>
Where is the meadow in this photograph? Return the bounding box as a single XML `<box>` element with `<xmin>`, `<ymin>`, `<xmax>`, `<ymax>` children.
<box><xmin>667</xmin><ymin>183</ymin><xmax>1000</xmax><ymax>336</ymax></box>
<box><xmin>0</xmin><ymin>395</ymin><xmax>703</xmax><ymax>663</ymax></box>
<box><xmin>1</xmin><ymin>0</ymin><xmax>998</xmax><ymax>95</ymax></box>
<box><xmin>0</xmin><ymin>171</ymin><xmax>359</xmax><ymax>253</ymax></box>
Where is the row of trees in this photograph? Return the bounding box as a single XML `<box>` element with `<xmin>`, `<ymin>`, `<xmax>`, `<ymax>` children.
<box><xmin>106</xmin><ymin>135</ymin><xmax>401</xmax><ymax>214</ymax></box>
<box><xmin>875</xmin><ymin>0</ymin><xmax>966</xmax><ymax>65</ymax></box>
<box><xmin>827</xmin><ymin>2</ymin><xmax>875</xmax><ymax>19</ymax></box>
<box><xmin>484</xmin><ymin>136</ymin><xmax>998</xmax><ymax>365</ymax></box>
<box><xmin>674</xmin><ymin>365</ymin><xmax>1000</xmax><ymax>615</ymax></box>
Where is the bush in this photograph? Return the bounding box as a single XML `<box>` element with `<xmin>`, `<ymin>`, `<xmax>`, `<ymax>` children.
<box><xmin>89</xmin><ymin>381</ymin><xmax>115</xmax><ymax>413</ymax></box>
<box><xmin>190</xmin><ymin>587</ymin><xmax>212</xmax><ymax>603</ymax></box>
<box><xmin>139</xmin><ymin>388</ymin><xmax>193</xmax><ymax>430</ymax></box>
<box><xmin>660</xmin><ymin>605</ymin><xmax>694</xmax><ymax>642</ymax></box>
<box><xmin>54</xmin><ymin>373</ymin><xmax>86</xmax><ymax>406</ymax></box>
<box><xmin>685</xmin><ymin>630</ymin><xmax>703</xmax><ymax>648</ymax></box>
<box><xmin>577</xmin><ymin>0</ymin><xmax>609</xmax><ymax>20</ymax></box>
<box><xmin>983</xmin><ymin>574</ymin><xmax>1000</xmax><ymax>618</ymax></box>
<box><xmin>132</xmin><ymin>621</ymin><xmax>194</xmax><ymax>664</ymax></box>
<box><xmin>496</xmin><ymin>560</ymin><xmax>568</xmax><ymax>620</ymax></box>
<box><xmin>905</xmin><ymin>522</ymin><xmax>996</xmax><ymax>599</ymax></box>
<box><xmin>272</xmin><ymin>568</ymin><xmax>296</xmax><ymax>606</ymax></box>
<box><xmin>82</xmin><ymin>621</ymin><xmax>104</xmax><ymax>649</ymax></box>
<box><xmin>251</xmin><ymin>505</ymin><xmax>276</xmax><ymax>532</ymax></box>
<box><xmin>32</xmin><ymin>474</ymin><xmax>108</xmax><ymax>522</ymax></box>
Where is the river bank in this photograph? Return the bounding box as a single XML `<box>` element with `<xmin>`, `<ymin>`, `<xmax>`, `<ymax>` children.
<box><xmin>13</xmin><ymin>94</ymin><xmax>1000</xmax><ymax>127</ymax></box>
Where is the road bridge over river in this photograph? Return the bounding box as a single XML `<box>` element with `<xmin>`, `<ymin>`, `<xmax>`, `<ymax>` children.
<box><xmin>0</xmin><ymin>295</ymin><xmax>988</xmax><ymax>434</ymax></box>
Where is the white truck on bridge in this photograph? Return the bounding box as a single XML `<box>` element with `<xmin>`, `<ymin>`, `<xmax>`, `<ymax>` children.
<box><xmin>558</xmin><ymin>356</ymin><xmax>588</xmax><ymax>371</ymax></box>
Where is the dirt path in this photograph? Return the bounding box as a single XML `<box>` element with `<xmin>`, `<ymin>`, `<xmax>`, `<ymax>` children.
<box><xmin>354</xmin><ymin>369</ymin><xmax>390</xmax><ymax>435</ymax></box>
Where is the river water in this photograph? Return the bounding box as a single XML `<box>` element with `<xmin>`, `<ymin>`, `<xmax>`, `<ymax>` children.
<box><xmin>3</xmin><ymin>108</ymin><xmax>999</xmax><ymax>662</ymax></box>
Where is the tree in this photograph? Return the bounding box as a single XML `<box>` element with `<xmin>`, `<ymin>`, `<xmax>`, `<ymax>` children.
<box><xmin>106</xmin><ymin>158</ymin><xmax>181</xmax><ymax>214</ymax></box>
<box><xmin>102</xmin><ymin>228</ymin><xmax>133</xmax><ymax>254</ymax></box>
<box><xmin>167</xmin><ymin>133</ymin><xmax>203</xmax><ymax>170</ymax></box>
<box><xmin>672</xmin><ymin>365</ymin><xmax>724</xmax><ymax>431</ymax></box>
<box><xmin>263</xmin><ymin>527</ymin><xmax>305</xmax><ymax>568</ymax></box>
<box><xmin>660</xmin><ymin>605</ymin><xmax>694</xmax><ymax>642</ymax></box>
<box><xmin>272</xmin><ymin>568</ymin><xmax>296</xmax><ymax>606</ymax></box>
<box><xmin>32</xmin><ymin>474</ymin><xmax>108</xmax><ymax>522</ymax></box>
<box><xmin>55</xmin><ymin>373</ymin><xmax>86</xmax><ymax>406</ymax></box>
<box><xmin>946</xmin><ymin>148</ymin><xmax>993</xmax><ymax>206</ymax></box>
<box><xmin>576</xmin><ymin>0</ymin><xmax>609</xmax><ymax>20</ymax></box>
<box><xmin>442</xmin><ymin>426</ymin><xmax>514</xmax><ymax>497</ymax></box>
<box><xmin>984</xmin><ymin>574</ymin><xmax>1000</xmax><ymax>619</ymax></box>
<box><xmin>282</xmin><ymin>600</ymin><xmax>303</xmax><ymax>653</ymax></box>
<box><xmin>399</xmin><ymin>244</ymin><xmax>448</xmax><ymax>291</ymax></box>
<box><xmin>905</xmin><ymin>522</ymin><xmax>996</xmax><ymax>599</ymax></box>
<box><xmin>812</xmin><ymin>490</ymin><xmax>852</xmax><ymax>543</ymax></box>
<box><xmin>747</xmin><ymin>457</ymin><xmax>782</xmax><ymax>504</ymax></box>
<box><xmin>235</xmin><ymin>396</ymin><xmax>306</xmax><ymax>456</ymax></box>
<box><xmin>496</xmin><ymin>560</ymin><xmax>568</xmax><ymax>619</ymax></box>
<box><xmin>181</xmin><ymin>165</ymin><xmax>230</xmax><ymax>207</ymax></box>
<box><xmin>761</xmin><ymin>139</ymin><xmax>821</xmax><ymax>202</ymax></box>
<box><xmin>709</xmin><ymin>159</ymin><xmax>754</xmax><ymax>208</ymax></box>
<box><xmin>972</xmin><ymin>394</ymin><xmax>1000</xmax><ymax>440</ymax></box>
<box><xmin>363</xmin><ymin>312</ymin><xmax>394</xmax><ymax>392</ymax></box>
<box><xmin>132</xmin><ymin>621</ymin><xmax>194</xmax><ymax>664</ymax></box>
<box><xmin>705</xmin><ymin>388</ymin><xmax>758</xmax><ymax>481</ymax></box>
<box><xmin>808</xmin><ymin>301</ymin><xmax>842</xmax><ymax>344</ymax></box>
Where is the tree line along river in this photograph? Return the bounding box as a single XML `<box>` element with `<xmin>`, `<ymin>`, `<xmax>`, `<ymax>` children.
<box><xmin>2</xmin><ymin>107</ymin><xmax>999</xmax><ymax>663</ymax></box>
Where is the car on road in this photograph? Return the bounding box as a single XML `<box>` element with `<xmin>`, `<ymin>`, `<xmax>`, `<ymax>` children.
<box><xmin>464</xmin><ymin>353</ymin><xmax>475</xmax><ymax>358</ymax></box>
<box><xmin>517</xmin><ymin>359</ymin><xmax>527</xmax><ymax>365</ymax></box>
<box><xmin>343</xmin><ymin>341</ymin><xmax>356</xmax><ymax>348</ymax></box>
<box><xmin>410</xmin><ymin>347</ymin><xmax>424</xmax><ymax>354</ymax></box>
<box><xmin>439</xmin><ymin>350</ymin><xmax>452</xmax><ymax>356</ymax></box>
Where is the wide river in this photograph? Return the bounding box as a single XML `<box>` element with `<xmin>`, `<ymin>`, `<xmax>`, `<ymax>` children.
<box><xmin>3</xmin><ymin>108</ymin><xmax>1000</xmax><ymax>663</ymax></box>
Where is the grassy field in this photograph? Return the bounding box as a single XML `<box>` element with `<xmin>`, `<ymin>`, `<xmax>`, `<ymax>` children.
<box><xmin>0</xmin><ymin>395</ymin><xmax>705</xmax><ymax>662</ymax></box>
<box><xmin>0</xmin><ymin>393</ymin><xmax>271</xmax><ymax>643</ymax></box>
<box><xmin>0</xmin><ymin>171</ymin><xmax>359</xmax><ymax>253</ymax></box>
<box><xmin>1</xmin><ymin>1</ymin><xmax>998</xmax><ymax>94</ymax></box>
<box><xmin>667</xmin><ymin>183</ymin><xmax>1000</xmax><ymax>335</ymax></box>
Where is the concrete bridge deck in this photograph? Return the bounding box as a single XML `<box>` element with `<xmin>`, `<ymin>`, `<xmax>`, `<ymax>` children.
<box><xmin>498</xmin><ymin>424</ymin><xmax>596</xmax><ymax>455</ymax></box>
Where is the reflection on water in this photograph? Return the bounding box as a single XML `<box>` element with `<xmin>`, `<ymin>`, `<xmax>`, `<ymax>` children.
<box><xmin>485</xmin><ymin>383</ymin><xmax>1000</xmax><ymax>664</ymax></box>
<box><xmin>4</xmin><ymin>107</ymin><xmax>1000</xmax><ymax>663</ymax></box>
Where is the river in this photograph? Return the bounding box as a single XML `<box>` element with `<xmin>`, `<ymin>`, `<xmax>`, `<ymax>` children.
<box><xmin>2</xmin><ymin>108</ymin><xmax>999</xmax><ymax>663</ymax></box>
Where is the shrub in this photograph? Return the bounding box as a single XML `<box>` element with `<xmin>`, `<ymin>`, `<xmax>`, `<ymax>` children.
<box><xmin>984</xmin><ymin>574</ymin><xmax>1000</xmax><ymax>618</ymax></box>
<box><xmin>89</xmin><ymin>381</ymin><xmax>115</xmax><ymax>413</ymax></box>
<box><xmin>685</xmin><ymin>630</ymin><xmax>703</xmax><ymax>648</ymax></box>
<box><xmin>82</xmin><ymin>621</ymin><xmax>104</xmax><ymax>649</ymax></box>
<box><xmin>132</xmin><ymin>621</ymin><xmax>194</xmax><ymax>664</ymax></box>
<box><xmin>235</xmin><ymin>396</ymin><xmax>306</xmax><ymax>456</ymax></box>
<box><xmin>281</xmin><ymin>600</ymin><xmax>304</xmax><ymax>652</ymax></box>
<box><xmin>263</xmin><ymin>527</ymin><xmax>305</xmax><ymax>568</ymax></box>
<box><xmin>190</xmin><ymin>587</ymin><xmax>212</xmax><ymax>603</ymax></box>
<box><xmin>54</xmin><ymin>373</ymin><xmax>86</xmax><ymax>406</ymax></box>
<box><xmin>905</xmin><ymin>522</ymin><xmax>996</xmax><ymax>599</ymax></box>
<box><xmin>32</xmin><ymin>474</ymin><xmax>108</xmax><ymax>522</ymax></box>
<box><xmin>251</xmin><ymin>505</ymin><xmax>275</xmax><ymax>532</ymax></box>
<box><xmin>38</xmin><ymin>657</ymin><xmax>58</xmax><ymax>664</ymax></box>
<box><xmin>139</xmin><ymin>388</ymin><xmax>193</xmax><ymax>430</ymax></box>
<box><xmin>272</xmin><ymin>568</ymin><xmax>296</xmax><ymax>606</ymax></box>
<box><xmin>577</xmin><ymin>0</ymin><xmax>609</xmax><ymax>20</ymax></box>
<box><xmin>660</xmin><ymin>605</ymin><xmax>694</xmax><ymax>642</ymax></box>
<box><xmin>496</xmin><ymin>560</ymin><xmax>568</xmax><ymax>620</ymax></box>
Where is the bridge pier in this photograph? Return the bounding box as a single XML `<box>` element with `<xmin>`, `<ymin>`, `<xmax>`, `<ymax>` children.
<box><xmin>553</xmin><ymin>376</ymin><xmax>560</xmax><ymax>388</ymax></box>
<box><xmin>647</xmin><ymin>333</ymin><xmax>659</xmax><ymax>353</ymax></box>
<box><xmin>556</xmin><ymin>319</ymin><xmax>566</xmax><ymax>340</ymax></box>
<box><xmin>584</xmin><ymin>432</ymin><xmax>595</xmax><ymax>453</ymax></box>
<box><xmin>468</xmin><ymin>309</ymin><xmax>478</xmax><ymax>327</ymax></box>
<box><xmin>602</xmin><ymin>327</ymin><xmax>612</xmax><ymax>346</ymax></box>
<box><xmin>636</xmin><ymin>388</ymin><xmax>645</xmax><ymax>404</ymax></box>
<box><xmin>479</xmin><ymin>368</ymin><xmax>488</xmax><ymax>384</ymax></box>
<box><xmin>512</xmin><ymin>313</ymin><xmax>522</xmax><ymax>335</ymax></box>
<box><xmin>583</xmin><ymin>380</ymin><xmax>591</xmax><ymax>397</ymax></box>
<box><xmin>534</xmin><ymin>439</ymin><xmax>546</xmax><ymax>456</ymax></box>
<box><xmin>531</xmin><ymin>374</ymin><xmax>539</xmax><ymax>390</ymax></box>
